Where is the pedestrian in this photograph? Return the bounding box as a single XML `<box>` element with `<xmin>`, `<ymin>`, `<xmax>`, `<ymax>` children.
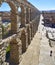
<box><xmin>50</xmin><ymin>50</ymin><xmax>52</xmax><ymax>57</ymax></box>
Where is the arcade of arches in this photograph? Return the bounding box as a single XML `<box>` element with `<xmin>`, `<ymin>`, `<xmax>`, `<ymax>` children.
<box><xmin>0</xmin><ymin>0</ymin><xmax>40</xmax><ymax>65</ymax></box>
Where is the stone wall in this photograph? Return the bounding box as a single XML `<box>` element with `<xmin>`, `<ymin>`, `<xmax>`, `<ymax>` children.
<box><xmin>0</xmin><ymin>0</ymin><xmax>40</xmax><ymax>65</ymax></box>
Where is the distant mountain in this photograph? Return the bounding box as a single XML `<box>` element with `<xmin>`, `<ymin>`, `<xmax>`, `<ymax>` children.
<box><xmin>0</xmin><ymin>11</ymin><xmax>10</xmax><ymax>13</ymax></box>
<box><xmin>42</xmin><ymin>10</ymin><xmax>55</xmax><ymax>13</ymax></box>
<box><xmin>2</xmin><ymin>20</ymin><xmax>11</xmax><ymax>23</ymax></box>
<box><xmin>48</xmin><ymin>10</ymin><xmax>55</xmax><ymax>13</ymax></box>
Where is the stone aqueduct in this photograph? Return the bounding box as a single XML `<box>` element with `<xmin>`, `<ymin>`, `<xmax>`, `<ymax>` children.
<box><xmin>0</xmin><ymin>0</ymin><xmax>40</xmax><ymax>65</ymax></box>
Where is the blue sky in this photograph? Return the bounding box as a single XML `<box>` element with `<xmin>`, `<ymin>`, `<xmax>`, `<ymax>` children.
<box><xmin>28</xmin><ymin>0</ymin><xmax>55</xmax><ymax>10</ymax></box>
<box><xmin>0</xmin><ymin>2</ymin><xmax>11</xmax><ymax>11</ymax></box>
<box><xmin>0</xmin><ymin>0</ymin><xmax>55</xmax><ymax>11</ymax></box>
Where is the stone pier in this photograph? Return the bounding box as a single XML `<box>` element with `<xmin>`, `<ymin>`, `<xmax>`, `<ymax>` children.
<box><xmin>10</xmin><ymin>38</ymin><xmax>22</xmax><ymax>64</ymax></box>
<box><xmin>0</xmin><ymin>0</ymin><xmax>40</xmax><ymax>65</ymax></box>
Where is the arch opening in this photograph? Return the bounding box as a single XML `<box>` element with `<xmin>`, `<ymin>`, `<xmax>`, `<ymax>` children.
<box><xmin>0</xmin><ymin>1</ymin><xmax>19</xmax><ymax>64</ymax></box>
<box><xmin>17</xmin><ymin>6</ymin><xmax>22</xmax><ymax>28</ymax></box>
<box><xmin>5</xmin><ymin>44</ymin><xmax>10</xmax><ymax>62</ymax></box>
<box><xmin>0</xmin><ymin>2</ymin><xmax>11</xmax><ymax>39</ymax></box>
<box><xmin>18</xmin><ymin>6</ymin><xmax>21</xmax><ymax>13</ymax></box>
<box><xmin>0</xmin><ymin>1</ymin><xmax>18</xmax><ymax>39</ymax></box>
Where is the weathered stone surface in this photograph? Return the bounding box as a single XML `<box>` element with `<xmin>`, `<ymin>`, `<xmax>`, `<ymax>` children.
<box><xmin>10</xmin><ymin>38</ymin><xmax>22</xmax><ymax>64</ymax></box>
<box><xmin>0</xmin><ymin>16</ymin><xmax>2</xmax><ymax>42</ymax></box>
<box><xmin>19</xmin><ymin>14</ymin><xmax>55</xmax><ymax>65</ymax></box>
<box><xmin>20</xmin><ymin>29</ymin><xmax>26</xmax><ymax>53</ymax></box>
<box><xmin>19</xmin><ymin>32</ymin><xmax>41</xmax><ymax>65</ymax></box>
<box><xmin>0</xmin><ymin>0</ymin><xmax>40</xmax><ymax>65</ymax></box>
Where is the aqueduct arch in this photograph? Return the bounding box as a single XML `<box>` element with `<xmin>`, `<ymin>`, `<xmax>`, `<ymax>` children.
<box><xmin>0</xmin><ymin>0</ymin><xmax>20</xmax><ymax>34</ymax></box>
<box><xmin>0</xmin><ymin>0</ymin><xmax>40</xmax><ymax>65</ymax></box>
<box><xmin>0</xmin><ymin>0</ymin><xmax>23</xmax><ymax>65</ymax></box>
